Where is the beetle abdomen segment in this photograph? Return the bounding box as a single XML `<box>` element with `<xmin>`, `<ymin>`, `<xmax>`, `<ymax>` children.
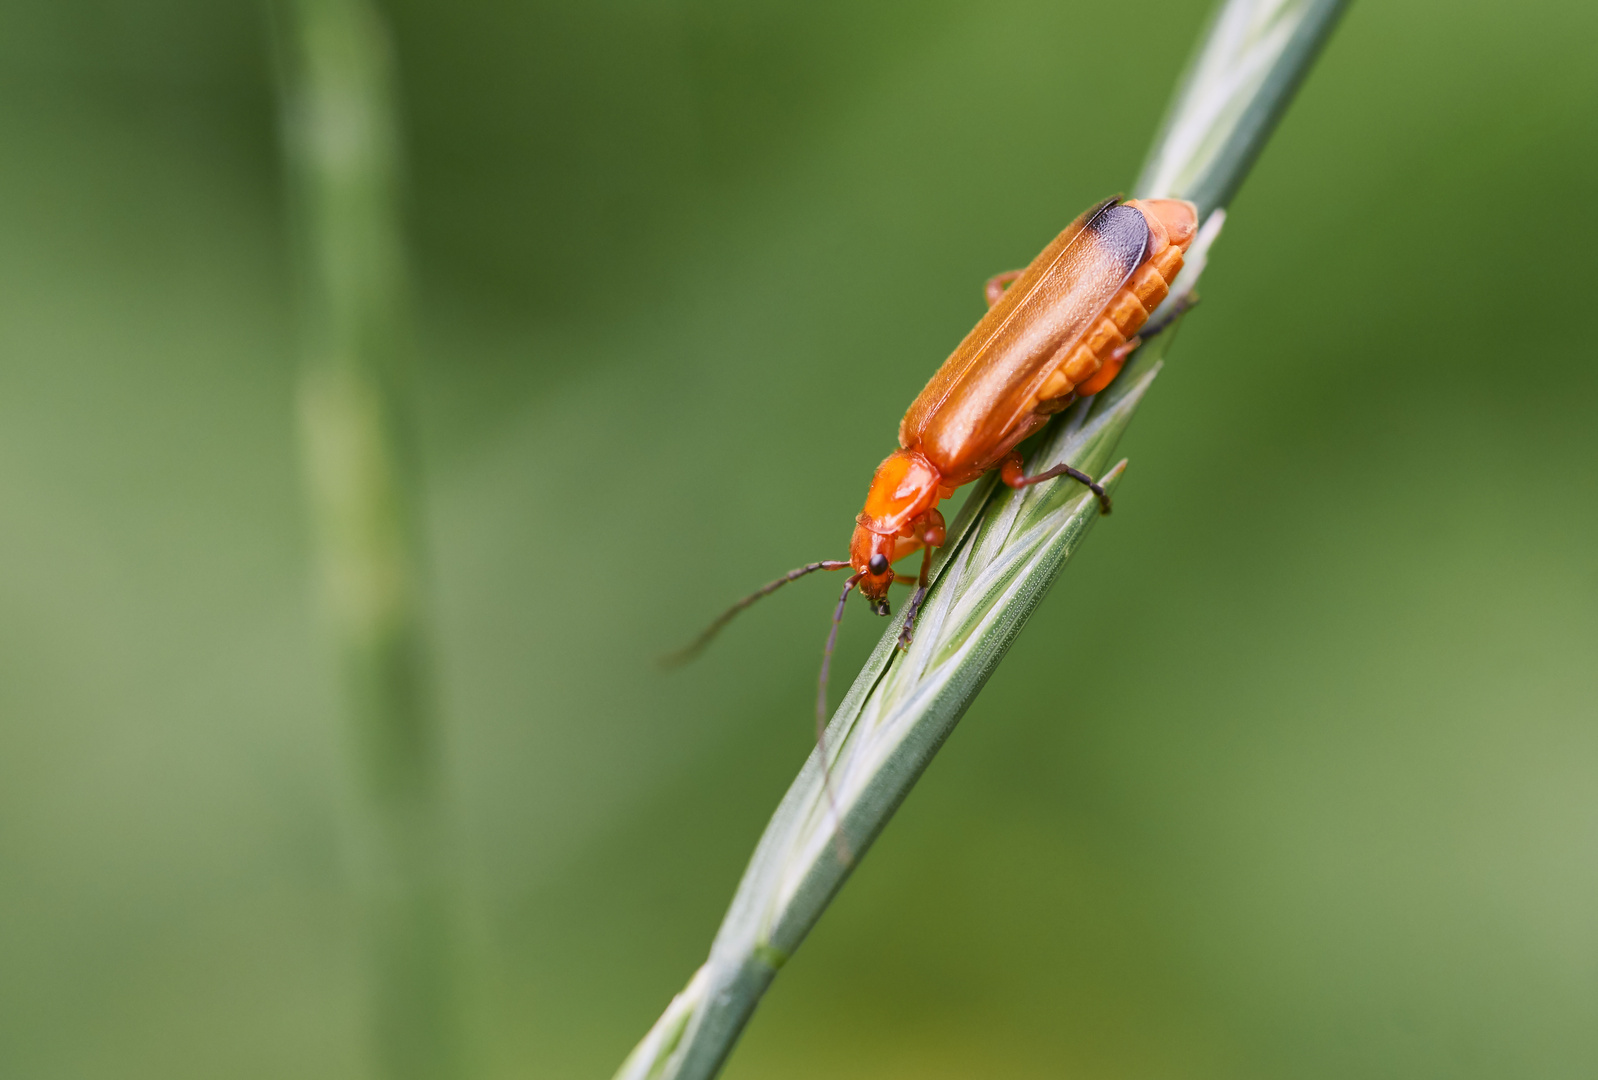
<box><xmin>1105</xmin><ymin>289</ymin><xmax>1148</xmax><ymax>333</ymax></box>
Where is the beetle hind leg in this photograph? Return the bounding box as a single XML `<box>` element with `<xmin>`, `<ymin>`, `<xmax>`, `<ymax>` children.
<box><xmin>1076</xmin><ymin>284</ymin><xmax>1200</xmax><ymax>400</ymax></box>
<box><xmin>1000</xmin><ymin>451</ymin><xmax>1113</xmax><ymax>515</ymax></box>
<box><xmin>1140</xmin><ymin>290</ymin><xmax>1201</xmax><ymax>342</ymax></box>
<box><xmin>1075</xmin><ymin>337</ymin><xmax>1139</xmax><ymax>397</ymax></box>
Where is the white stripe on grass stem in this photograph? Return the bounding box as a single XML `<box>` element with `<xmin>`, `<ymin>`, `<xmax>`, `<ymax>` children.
<box><xmin>617</xmin><ymin>1</ymin><xmax>1349</xmax><ymax>1077</ymax></box>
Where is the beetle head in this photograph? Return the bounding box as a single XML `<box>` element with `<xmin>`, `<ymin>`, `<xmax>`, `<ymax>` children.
<box><xmin>850</xmin><ymin>525</ymin><xmax>898</xmax><ymax>607</ymax></box>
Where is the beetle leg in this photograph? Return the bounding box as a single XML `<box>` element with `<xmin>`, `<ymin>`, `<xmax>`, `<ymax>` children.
<box><xmin>1078</xmin><ymin>290</ymin><xmax>1201</xmax><ymax>399</ymax></box>
<box><xmin>999</xmin><ymin>451</ymin><xmax>1112</xmax><ymax>515</ymax></box>
<box><xmin>1140</xmin><ymin>289</ymin><xmax>1201</xmax><ymax>341</ymax></box>
<box><xmin>984</xmin><ymin>269</ymin><xmax>1024</xmax><ymax>308</ymax></box>
<box><xmin>1075</xmin><ymin>337</ymin><xmax>1139</xmax><ymax>397</ymax></box>
<box><xmin>897</xmin><ymin>545</ymin><xmax>935</xmax><ymax>650</ymax></box>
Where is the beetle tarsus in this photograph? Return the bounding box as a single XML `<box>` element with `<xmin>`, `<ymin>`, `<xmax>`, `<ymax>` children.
<box><xmin>897</xmin><ymin>587</ymin><xmax>928</xmax><ymax>649</ymax></box>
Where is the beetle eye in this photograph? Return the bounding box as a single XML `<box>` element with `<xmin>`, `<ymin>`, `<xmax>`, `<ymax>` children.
<box><xmin>868</xmin><ymin>553</ymin><xmax>889</xmax><ymax>575</ymax></box>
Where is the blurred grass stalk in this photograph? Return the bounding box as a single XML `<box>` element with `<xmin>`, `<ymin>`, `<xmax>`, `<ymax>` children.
<box><xmin>617</xmin><ymin>1</ymin><xmax>1348</xmax><ymax>1077</ymax></box>
<box><xmin>278</xmin><ymin>1</ymin><xmax>460</xmax><ymax>1077</ymax></box>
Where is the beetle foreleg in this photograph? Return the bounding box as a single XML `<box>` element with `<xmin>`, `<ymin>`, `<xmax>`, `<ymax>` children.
<box><xmin>896</xmin><ymin>545</ymin><xmax>935</xmax><ymax>650</ymax></box>
<box><xmin>1000</xmin><ymin>451</ymin><xmax>1113</xmax><ymax>515</ymax></box>
<box><xmin>984</xmin><ymin>269</ymin><xmax>1024</xmax><ymax>308</ymax></box>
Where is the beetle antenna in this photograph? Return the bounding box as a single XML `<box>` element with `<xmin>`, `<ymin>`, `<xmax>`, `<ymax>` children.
<box><xmin>661</xmin><ymin>559</ymin><xmax>852</xmax><ymax>667</ymax></box>
<box><xmin>815</xmin><ymin>571</ymin><xmax>864</xmax><ymax>865</ymax></box>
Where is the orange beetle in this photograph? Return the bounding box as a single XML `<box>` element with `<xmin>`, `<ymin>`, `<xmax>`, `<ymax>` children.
<box><xmin>673</xmin><ymin>196</ymin><xmax>1198</xmax><ymax>699</ymax></box>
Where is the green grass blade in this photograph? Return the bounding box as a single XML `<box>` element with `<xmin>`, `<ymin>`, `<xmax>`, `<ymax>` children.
<box><xmin>1138</xmin><ymin>0</ymin><xmax>1349</xmax><ymax>217</ymax></box>
<box><xmin>277</xmin><ymin>1</ymin><xmax>462</xmax><ymax>1077</ymax></box>
<box><xmin>618</xmin><ymin>1</ymin><xmax>1349</xmax><ymax>1076</ymax></box>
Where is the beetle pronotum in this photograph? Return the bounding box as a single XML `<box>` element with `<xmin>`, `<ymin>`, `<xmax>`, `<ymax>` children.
<box><xmin>671</xmin><ymin>196</ymin><xmax>1199</xmax><ymax>783</ymax></box>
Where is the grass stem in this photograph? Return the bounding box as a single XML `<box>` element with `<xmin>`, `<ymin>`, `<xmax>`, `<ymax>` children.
<box><xmin>618</xmin><ymin>2</ymin><xmax>1349</xmax><ymax>1077</ymax></box>
<box><xmin>277</xmin><ymin>1</ymin><xmax>461</xmax><ymax>1076</ymax></box>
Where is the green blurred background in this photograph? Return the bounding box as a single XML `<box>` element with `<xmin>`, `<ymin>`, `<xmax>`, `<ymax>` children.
<box><xmin>2</xmin><ymin>0</ymin><xmax>1595</xmax><ymax>1077</ymax></box>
